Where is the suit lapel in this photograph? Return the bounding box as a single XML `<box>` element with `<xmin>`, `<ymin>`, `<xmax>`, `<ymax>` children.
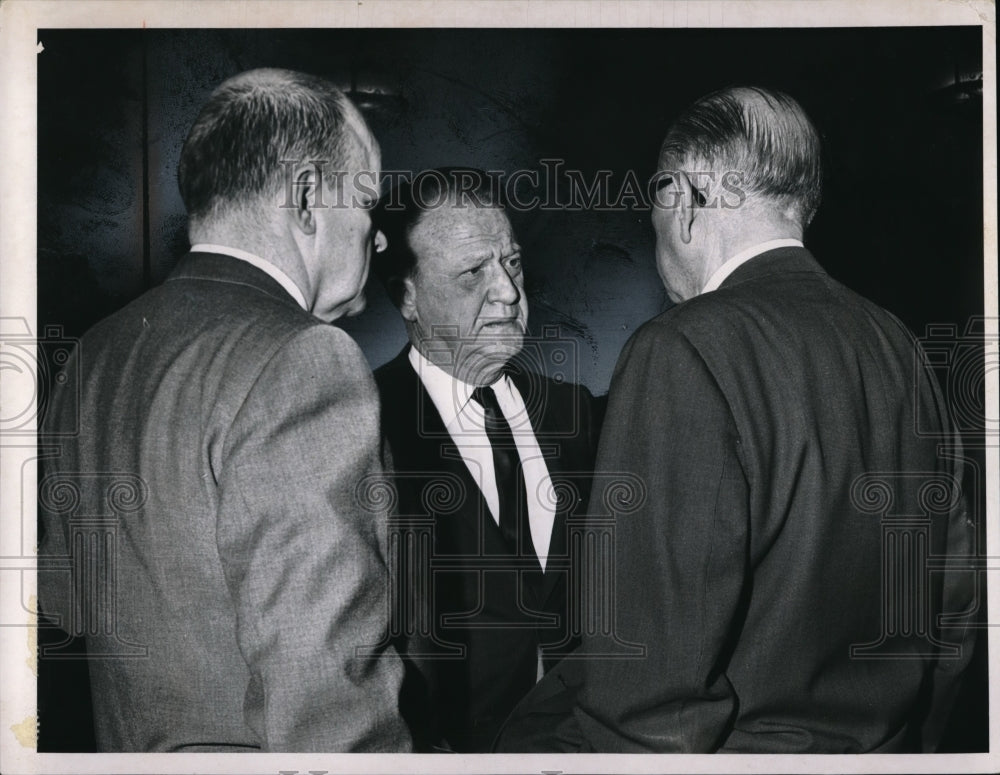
<box><xmin>382</xmin><ymin>349</ymin><xmax>577</xmax><ymax>611</ymax></box>
<box><xmin>383</xmin><ymin>349</ymin><xmax>512</xmax><ymax>558</ymax></box>
<box><xmin>508</xmin><ymin>367</ymin><xmax>574</xmax><ymax>608</ymax></box>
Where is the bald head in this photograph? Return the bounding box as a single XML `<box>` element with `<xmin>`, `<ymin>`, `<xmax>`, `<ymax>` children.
<box><xmin>659</xmin><ymin>86</ymin><xmax>822</xmax><ymax>227</ymax></box>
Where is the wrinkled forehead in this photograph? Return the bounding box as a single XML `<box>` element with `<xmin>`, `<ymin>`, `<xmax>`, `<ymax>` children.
<box><xmin>410</xmin><ymin>203</ymin><xmax>515</xmax><ymax>258</ymax></box>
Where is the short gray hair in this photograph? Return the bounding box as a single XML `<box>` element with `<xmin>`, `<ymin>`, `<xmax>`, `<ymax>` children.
<box><xmin>177</xmin><ymin>68</ymin><xmax>360</xmax><ymax>223</ymax></box>
<box><xmin>660</xmin><ymin>86</ymin><xmax>822</xmax><ymax>226</ymax></box>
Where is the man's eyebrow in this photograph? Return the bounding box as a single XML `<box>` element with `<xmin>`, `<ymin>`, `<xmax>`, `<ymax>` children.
<box><xmin>455</xmin><ymin>252</ymin><xmax>491</xmax><ymax>268</ymax></box>
<box><xmin>449</xmin><ymin>233</ymin><xmax>520</xmax><ymax>256</ymax></box>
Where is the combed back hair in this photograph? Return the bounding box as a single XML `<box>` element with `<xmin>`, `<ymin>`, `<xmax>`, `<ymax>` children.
<box><xmin>373</xmin><ymin>167</ymin><xmax>504</xmax><ymax>308</ymax></box>
<box><xmin>177</xmin><ymin>68</ymin><xmax>357</xmax><ymax>223</ymax></box>
<box><xmin>660</xmin><ymin>86</ymin><xmax>823</xmax><ymax>226</ymax></box>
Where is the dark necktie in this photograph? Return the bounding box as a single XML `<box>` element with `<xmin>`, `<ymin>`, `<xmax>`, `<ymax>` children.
<box><xmin>470</xmin><ymin>384</ymin><xmax>538</xmax><ymax>564</ymax></box>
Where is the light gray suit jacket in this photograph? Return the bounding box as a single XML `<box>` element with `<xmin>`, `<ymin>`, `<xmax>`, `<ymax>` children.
<box><xmin>38</xmin><ymin>251</ymin><xmax>410</xmax><ymax>752</ymax></box>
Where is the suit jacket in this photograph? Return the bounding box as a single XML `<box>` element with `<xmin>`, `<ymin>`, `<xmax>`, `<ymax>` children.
<box><xmin>495</xmin><ymin>247</ymin><xmax>977</xmax><ymax>753</ymax></box>
<box><xmin>38</xmin><ymin>252</ymin><xmax>410</xmax><ymax>752</ymax></box>
<box><xmin>374</xmin><ymin>346</ymin><xmax>600</xmax><ymax>751</ymax></box>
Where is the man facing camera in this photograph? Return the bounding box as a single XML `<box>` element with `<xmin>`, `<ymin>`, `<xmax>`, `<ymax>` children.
<box><xmin>373</xmin><ymin>169</ymin><xmax>601</xmax><ymax>752</ymax></box>
<box><xmin>38</xmin><ymin>69</ymin><xmax>410</xmax><ymax>751</ymax></box>
<box><xmin>496</xmin><ymin>86</ymin><xmax>976</xmax><ymax>753</ymax></box>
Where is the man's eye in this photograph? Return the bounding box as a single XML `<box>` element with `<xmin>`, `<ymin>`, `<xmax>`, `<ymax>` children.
<box><xmin>465</xmin><ymin>265</ymin><xmax>482</xmax><ymax>276</ymax></box>
<box><xmin>507</xmin><ymin>256</ymin><xmax>522</xmax><ymax>271</ymax></box>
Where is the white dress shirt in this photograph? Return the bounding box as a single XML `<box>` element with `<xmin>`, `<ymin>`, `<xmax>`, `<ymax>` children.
<box><xmin>701</xmin><ymin>238</ymin><xmax>804</xmax><ymax>295</ymax></box>
<box><xmin>409</xmin><ymin>346</ymin><xmax>557</xmax><ymax>571</ymax></box>
<box><xmin>190</xmin><ymin>243</ymin><xmax>308</xmax><ymax>311</ymax></box>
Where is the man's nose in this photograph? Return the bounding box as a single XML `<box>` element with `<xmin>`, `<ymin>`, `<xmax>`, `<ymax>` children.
<box><xmin>373</xmin><ymin>229</ymin><xmax>387</xmax><ymax>254</ymax></box>
<box><xmin>486</xmin><ymin>263</ymin><xmax>521</xmax><ymax>305</ymax></box>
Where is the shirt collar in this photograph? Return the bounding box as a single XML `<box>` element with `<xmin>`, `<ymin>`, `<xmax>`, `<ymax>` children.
<box><xmin>408</xmin><ymin>345</ymin><xmax>478</xmax><ymax>430</ymax></box>
<box><xmin>700</xmin><ymin>238</ymin><xmax>804</xmax><ymax>295</ymax></box>
<box><xmin>189</xmin><ymin>243</ymin><xmax>308</xmax><ymax>310</ymax></box>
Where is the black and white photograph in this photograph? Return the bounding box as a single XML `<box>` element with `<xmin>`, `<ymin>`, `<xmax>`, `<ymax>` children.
<box><xmin>0</xmin><ymin>1</ymin><xmax>996</xmax><ymax>773</ymax></box>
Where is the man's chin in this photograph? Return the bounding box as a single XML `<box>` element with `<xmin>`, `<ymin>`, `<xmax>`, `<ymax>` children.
<box><xmin>344</xmin><ymin>294</ymin><xmax>367</xmax><ymax>317</ymax></box>
<box><xmin>329</xmin><ymin>293</ymin><xmax>368</xmax><ymax>322</ymax></box>
<box><xmin>458</xmin><ymin>341</ymin><xmax>524</xmax><ymax>385</ymax></box>
<box><xmin>317</xmin><ymin>293</ymin><xmax>366</xmax><ymax>323</ymax></box>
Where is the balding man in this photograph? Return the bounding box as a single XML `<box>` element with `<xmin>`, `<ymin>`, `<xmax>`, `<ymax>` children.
<box><xmin>496</xmin><ymin>86</ymin><xmax>976</xmax><ymax>753</ymax></box>
<box><xmin>38</xmin><ymin>69</ymin><xmax>409</xmax><ymax>751</ymax></box>
<box><xmin>372</xmin><ymin>169</ymin><xmax>600</xmax><ymax>752</ymax></box>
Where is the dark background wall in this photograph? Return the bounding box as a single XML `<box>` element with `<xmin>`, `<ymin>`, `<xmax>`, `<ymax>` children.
<box><xmin>36</xmin><ymin>27</ymin><xmax>987</xmax><ymax>751</ymax></box>
<box><xmin>38</xmin><ymin>27</ymin><xmax>984</xmax><ymax>393</ymax></box>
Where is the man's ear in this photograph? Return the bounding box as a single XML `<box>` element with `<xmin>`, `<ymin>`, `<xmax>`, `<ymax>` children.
<box><xmin>292</xmin><ymin>163</ymin><xmax>320</xmax><ymax>236</ymax></box>
<box><xmin>672</xmin><ymin>170</ymin><xmax>698</xmax><ymax>245</ymax></box>
<box><xmin>399</xmin><ymin>276</ymin><xmax>418</xmax><ymax>322</ymax></box>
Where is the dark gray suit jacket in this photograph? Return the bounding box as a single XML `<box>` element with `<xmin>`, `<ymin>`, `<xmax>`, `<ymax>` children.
<box><xmin>495</xmin><ymin>247</ymin><xmax>977</xmax><ymax>753</ymax></box>
<box><xmin>375</xmin><ymin>347</ymin><xmax>600</xmax><ymax>752</ymax></box>
<box><xmin>38</xmin><ymin>252</ymin><xmax>410</xmax><ymax>751</ymax></box>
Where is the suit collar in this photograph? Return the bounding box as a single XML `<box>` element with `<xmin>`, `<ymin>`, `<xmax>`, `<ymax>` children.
<box><xmin>380</xmin><ymin>345</ymin><xmax>419</xmax><ymax>381</ymax></box>
<box><xmin>702</xmin><ymin>238</ymin><xmax>804</xmax><ymax>294</ymax></box>
<box><xmin>383</xmin><ymin>345</ymin><xmax>564</xmax><ymax>592</ymax></box>
<box><xmin>393</xmin><ymin>345</ymin><xmax>551</xmax><ymax>443</ymax></box>
<box><xmin>166</xmin><ymin>251</ymin><xmax>307</xmax><ymax>312</ymax></box>
<box><xmin>381</xmin><ymin>346</ymin><xmax>455</xmax><ymax>441</ymax></box>
<box><xmin>188</xmin><ymin>243</ymin><xmax>308</xmax><ymax>309</ymax></box>
<box><xmin>408</xmin><ymin>345</ymin><xmax>480</xmax><ymax>430</ymax></box>
<box><xmin>718</xmin><ymin>245</ymin><xmax>826</xmax><ymax>290</ymax></box>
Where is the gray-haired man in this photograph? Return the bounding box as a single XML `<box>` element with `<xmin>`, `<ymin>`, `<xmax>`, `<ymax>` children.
<box><xmin>497</xmin><ymin>86</ymin><xmax>976</xmax><ymax>753</ymax></box>
<box><xmin>39</xmin><ymin>69</ymin><xmax>409</xmax><ymax>752</ymax></box>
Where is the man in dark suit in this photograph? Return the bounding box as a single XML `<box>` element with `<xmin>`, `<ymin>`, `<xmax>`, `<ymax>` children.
<box><xmin>37</xmin><ymin>69</ymin><xmax>410</xmax><ymax>751</ymax></box>
<box><xmin>372</xmin><ymin>169</ymin><xmax>600</xmax><ymax>751</ymax></box>
<box><xmin>496</xmin><ymin>86</ymin><xmax>977</xmax><ymax>752</ymax></box>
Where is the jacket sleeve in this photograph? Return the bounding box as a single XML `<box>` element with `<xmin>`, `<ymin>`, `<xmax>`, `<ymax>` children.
<box><xmin>914</xmin><ymin>343</ymin><xmax>980</xmax><ymax>751</ymax></box>
<box><xmin>919</xmin><ymin>475</ymin><xmax>979</xmax><ymax>751</ymax></box>
<box><xmin>573</xmin><ymin>321</ymin><xmax>750</xmax><ymax>752</ymax></box>
<box><xmin>216</xmin><ymin>324</ymin><xmax>410</xmax><ymax>752</ymax></box>
<box><xmin>580</xmin><ymin>383</ymin><xmax>603</xmax><ymax>463</ymax></box>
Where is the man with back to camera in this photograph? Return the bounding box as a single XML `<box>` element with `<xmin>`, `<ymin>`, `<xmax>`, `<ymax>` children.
<box><xmin>495</xmin><ymin>86</ymin><xmax>977</xmax><ymax>752</ymax></box>
<box><xmin>371</xmin><ymin>169</ymin><xmax>601</xmax><ymax>751</ymax></box>
<box><xmin>37</xmin><ymin>68</ymin><xmax>410</xmax><ymax>752</ymax></box>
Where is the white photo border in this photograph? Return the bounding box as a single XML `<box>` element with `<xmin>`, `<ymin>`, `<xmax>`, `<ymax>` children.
<box><xmin>1</xmin><ymin>2</ymin><xmax>996</xmax><ymax>774</ymax></box>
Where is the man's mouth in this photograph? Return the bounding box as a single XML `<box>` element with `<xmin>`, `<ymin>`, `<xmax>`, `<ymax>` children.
<box><xmin>480</xmin><ymin>318</ymin><xmax>521</xmax><ymax>329</ymax></box>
